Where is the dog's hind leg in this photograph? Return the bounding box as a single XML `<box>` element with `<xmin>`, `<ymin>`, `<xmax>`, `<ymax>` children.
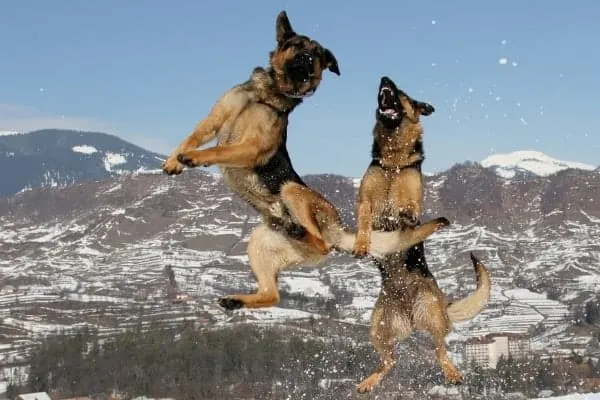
<box><xmin>279</xmin><ymin>182</ymin><xmax>337</xmax><ymax>255</ymax></box>
<box><xmin>357</xmin><ymin>308</ymin><xmax>410</xmax><ymax>393</ymax></box>
<box><xmin>218</xmin><ymin>224</ymin><xmax>313</xmax><ymax>310</ymax></box>
<box><xmin>433</xmin><ymin>333</ymin><xmax>463</xmax><ymax>385</ymax></box>
<box><xmin>415</xmin><ymin>293</ymin><xmax>463</xmax><ymax>385</ymax></box>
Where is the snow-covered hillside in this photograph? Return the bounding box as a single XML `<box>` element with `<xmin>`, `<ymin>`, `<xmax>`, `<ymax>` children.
<box><xmin>1</xmin><ymin>164</ymin><xmax>598</xmax><ymax>373</ymax></box>
<box><xmin>0</xmin><ymin>129</ymin><xmax>166</xmax><ymax>196</ymax></box>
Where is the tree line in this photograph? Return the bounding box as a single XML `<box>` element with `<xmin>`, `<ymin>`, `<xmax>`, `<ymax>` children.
<box><xmin>6</xmin><ymin>318</ymin><xmax>600</xmax><ymax>399</ymax></box>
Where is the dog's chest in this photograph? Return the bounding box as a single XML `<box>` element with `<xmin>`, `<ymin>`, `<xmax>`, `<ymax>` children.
<box><xmin>371</xmin><ymin>169</ymin><xmax>423</xmax><ymax>231</ymax></box>
<box><xmin>217</xmin><ymin>102</ymin><xmax>280</xmax><ymax>145</ymax></box>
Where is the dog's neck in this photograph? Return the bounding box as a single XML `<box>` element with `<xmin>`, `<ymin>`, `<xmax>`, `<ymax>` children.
<box><xmin>250</xmin><ymin>67</ymin><xmax>302</xmax><ymax>115</ymax></box>
<box><xmin>371</xmin><ymin>121</ymin><xmax>425</xmax><ymax>171</ymax></box>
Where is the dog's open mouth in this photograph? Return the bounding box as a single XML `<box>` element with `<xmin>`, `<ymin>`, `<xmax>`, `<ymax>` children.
<box><xmin>286</xmin><ymin>52</ymin><xmax>315</xmax><ymax>83</ymax></box>
<box><xmin>378</xmin><ymin>107</ymin><xmax>399</xmax><ymax>118</ymax></box>
<box><xmin>286</xmin><ymin>89</ymin><xmax>315</xmax><ymax>99</ymax></box>
<box><xmin>378</xmin><ymin>87</ymin><xmax>400</xmax><ymax>119</ymax></box>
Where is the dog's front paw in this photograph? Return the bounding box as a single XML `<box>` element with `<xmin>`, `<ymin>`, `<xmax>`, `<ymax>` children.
<box><xmin>177</xmin><ymin>151</ymin><xmax>208</xmax><ymax>168</ymax></box>
<box><xmin>397</xmin><ymin>210</ymin><xmax>419</xmax><ymax>228</ymax></box>
<box><xmin>434</xmin><ymin>217</ymin><xmax>451</xmax><ymax>229</ymax></box>
<box><xmin>352</xmin><ymin>240</ymin><xmax>370</xmax><ymax>258</ymax></box>
<box><xmin>356</xmin><ymin>375</ymin><xmax>378</xmax><ymax>393</ymax></box>
<box><xmin>162</xmin><ymin>157</ymin><xmax>184</xmax><ymax>175</ymax></box>
<box><xmin>444</xmin><ymin>370</ymin><xmax>463</xmax><ymax>385</ymax></box>
<box><xmin>218</xmin><ymin>296</ymin><xmax>244</xmax><ymax>310</ymax></box>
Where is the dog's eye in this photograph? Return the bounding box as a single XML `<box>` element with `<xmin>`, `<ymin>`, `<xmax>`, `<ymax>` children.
<box><xmin>281</xmin><ymin>41</ymin><xmax>304</xmax><ymax>51</ymax></box>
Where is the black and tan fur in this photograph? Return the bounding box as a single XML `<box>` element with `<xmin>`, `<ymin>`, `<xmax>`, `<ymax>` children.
<box><xmin>357</xmin><ymin>252</ymin><xmax>491</xmax><ymax>393</ymax></box>
<box><xmin>353</xmin><ymin>77</ymin><xmax>491</xmax><ymax>393</ymax></box>
<box><xmin>161</xmin><ymin>12</ymin><xmax>451</xmax><ymax>310</ymax></box>
<box><xmin>353</xmin><ymin>76</ymin><xmax>435</xmax><ymax>258</ymax></box>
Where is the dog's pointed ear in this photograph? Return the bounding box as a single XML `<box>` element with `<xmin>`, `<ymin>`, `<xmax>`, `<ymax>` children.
<box><xmin>276</xmin><ymin>11</ymin><xmax>296</xmax><ymax>44</ymax></box>
<box><xmin>323</xmin><ymin>48</ymin><xmax>340</xmax><ymax>76</ymax></box>
<box><xmin>415</xmin><ymin>101</ymin><xmax>435</xmax><ymax>116</ymax></box>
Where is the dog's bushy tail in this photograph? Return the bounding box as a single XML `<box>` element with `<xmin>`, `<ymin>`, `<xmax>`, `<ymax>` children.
<box><xmin>335</xmin><ymin>217</ymin><xmax>450</xmax><ymax>257</ymax></box>
<box><xmin>446</xmin><ymin>253</ymin><xmax>491</xmax><ymax>323</ymax></box>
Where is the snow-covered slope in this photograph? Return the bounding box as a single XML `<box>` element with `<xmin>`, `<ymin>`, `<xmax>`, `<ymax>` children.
<box><xmin>480</xmin><ymin>150</ymin><xmax>597</xmax><ymax>179</ymax></box>
<box><xmin>0</xmin><ymin>130</ymin><xmax>20</xmax><ymax>136</ymax></box>
<box><xmin>1</xmin><ymin>164</ymin><xmax>598</xmax><ymax>373</ymax></box>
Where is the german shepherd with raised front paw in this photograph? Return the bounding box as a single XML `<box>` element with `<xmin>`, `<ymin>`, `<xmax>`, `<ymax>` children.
<box><xmin>161</xmin><ymin>12</ymin><xmax>451</xmax><ymax>310</ymax></box>
<box><xmin>162</xmin><ymin>10</ymin><xmax>341</xmax><ymax>254</ymax></box>
<box><xmin>353</xmin><ymin>77</ymin><xmax>491</xmax><ymax>393</ymax></box>
<box><xmin>353</xmin><ymin>76</ymin><xmax>435</xmax><ymax>257</ymax></box>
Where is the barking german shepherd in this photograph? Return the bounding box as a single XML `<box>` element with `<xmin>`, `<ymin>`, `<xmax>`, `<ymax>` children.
<box><xmin>353</xmin><ymin>76</ymin><xmax>435</xmax><ymax>258</ymax></box>
<box><xmin>353</xmin><ymin>76</ymin><xmax>491</xmax><ymax>393</ymax></box>
<box><xmin>161</xmin><ymin>12</ymin><xmax>451</xmax><ymax>310</ymax></box>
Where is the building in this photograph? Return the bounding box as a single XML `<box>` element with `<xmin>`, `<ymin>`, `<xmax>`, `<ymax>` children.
<box><xmin>464</xmin><ymin>333</ymin><xmax>530</xmax><ymax>369</ymax></box>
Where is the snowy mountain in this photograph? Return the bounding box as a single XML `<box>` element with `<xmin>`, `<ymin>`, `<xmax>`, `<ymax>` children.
<box><xmin>0</xmin><ymin>129</ymin><xmax>599</xmax><ymax>387</ymax></box>
<box><xmin>1</xmin><ymin>159</ymin><xmax>599</xmax><ymax>375</ymax></box>
<box><xmin>0</xmin><ymin>129</ymin><xmax>166</xmax><ymax>197</ymax></box>
<box><xmin>480</xmin><ymin>150</ymin><xmax>597</xmax><ymax>179</ymax></box>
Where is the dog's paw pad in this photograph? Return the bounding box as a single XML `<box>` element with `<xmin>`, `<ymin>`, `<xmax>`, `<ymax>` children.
<box><xmin>444</xmin><ymin>372</ymin><xmax>463</xmax><ymax>386</ymax></box>
<box><xmin>398</xmin><ymin>212</ymin><xmax>419</xmax><ymax>227</ymax></box>
<box><xmin>352</xmin><ymin>241</ymin><xmax>370</xmax><ymax>258</ymax></box>
<box><xmin>356</xmin><ymin>378</ymin><xmax>377</xmax><ymax>393</ymax></box>
<box><xmin>436</xmin><ymin>217</ymin><xmax>451</xmax><ymax>227</ymax></box>
<box><xmin>218</xmin><ymin>297</ymin><xmax>244</xmax><ymax>310</ymax></box>
<box><xmin>177</xmin><ymin>153</ymin><xmax>196</xmax><ymax>167</ymax></box>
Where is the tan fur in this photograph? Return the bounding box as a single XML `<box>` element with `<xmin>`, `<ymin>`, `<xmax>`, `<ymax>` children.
<box><xmin>163</xmin><ymin>11</ymin><xmax>336</xmax><ymax>251</ymax></box>
<box><xmin>222</xmin><ymin>216</ymin><xmax>450</xmax><ymax>309</ymax></box>
<box><xmin>353</xmin><ymin>91</ymin><xmax>428</xmax><ymax>257</ymax></box>
<box><xmin>162</xmin><ymin>13</ymin><xmax>451</xmax><ymax>310</ymax></box>
<box><xmin>354</xmin><ymin>78</ymin><xmax>491</xmax><ymax>393</ymax></box>
<box><xmin>357</xmin><ymin>253</ymin><xmax>491</xmax><ymax>393</ymax></box>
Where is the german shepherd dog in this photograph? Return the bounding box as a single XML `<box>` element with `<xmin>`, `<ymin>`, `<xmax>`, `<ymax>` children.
<box><xmin>161</xmin><ymin>12</ymin><xmax>451</xmax><ymax>310</ymax></box>
<box><xmin>353</xmin><ymin>76</ymin><xmax>435</xmax><ymax>258</ymax></box>
<box><xmin>353</xmin><ymin>77</ymin><xmax>491</xmax><ymax>393</ymax></box>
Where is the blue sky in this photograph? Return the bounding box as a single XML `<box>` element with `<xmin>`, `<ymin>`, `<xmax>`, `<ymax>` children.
<box><xmin>1</xmin><ymin>0</ymin><xmax>598</xmax><ymax>176</ymax></box>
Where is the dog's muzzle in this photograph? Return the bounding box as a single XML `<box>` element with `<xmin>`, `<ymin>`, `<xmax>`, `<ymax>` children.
<box><xmin>286</xmin><ymin>52</ymin><xmax>315</xmax><ymax>83</ymax></box>
<box><xmin>377</xmin><ymin>85</ymin><xmax>400</xmax><ymax>119</ymax></box>
<box><xmin>379</xmin><ymin>87</ymin><xmax>396</xmax><ymax>110</ymax></box>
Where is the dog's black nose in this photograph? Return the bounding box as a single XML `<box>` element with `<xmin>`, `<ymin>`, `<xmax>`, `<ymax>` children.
<box><xmin>380</xmin><ymin>76</ymin><xmax>393</xmax><ymax>86</ymax></box>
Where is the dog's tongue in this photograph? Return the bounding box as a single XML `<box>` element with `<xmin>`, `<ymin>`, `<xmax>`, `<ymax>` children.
<box><xmin>382</xmin><ymin>109</ymin><xmax>396</xmax><ymax>115</ymax></box>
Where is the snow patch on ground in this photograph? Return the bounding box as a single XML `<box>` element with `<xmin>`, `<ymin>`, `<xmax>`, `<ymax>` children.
<box><xmin>103</xmin><ymin>152</ymin><xmax>127</xmax><ymax>172</ymax></box>
<box><xmin>72</xmin><ymin>145</ymin><xmax>98</xmax><ymax>154</ymax></box>
<box><xmin>530</xmin><ymin>393</ymin><xmax>600</xmax><ymax>400</ymax></box>
<box><xmin>236</xmin><ymin>307</ymin><xmax>317</xmax><ymax>322</ymax></box>
<box><xmin>279</xmin><ymin>275</ymin><xmax>334</xmax><ymax>299</ymax></box>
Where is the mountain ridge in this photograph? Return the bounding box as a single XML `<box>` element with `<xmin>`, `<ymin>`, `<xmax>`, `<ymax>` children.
<box><xmin>2</xmin><ymin>129</ymin><xmax>599</xmax><ymax>198</ymax></box>
<box><xmin>0</xmin><ymin>129</ymin><xmax>165</xmax><ymax>197</ymax></box>
<box><xmin>480</xmin><ymin>150</ymin><xmax>597</xmax><ymax>179</ymax></box>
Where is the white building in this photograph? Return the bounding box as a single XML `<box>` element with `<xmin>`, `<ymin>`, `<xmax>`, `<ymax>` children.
<box><xmin>464</xmin><ymin>333</ymin><xmax>530</xmax><ymax>369</ymax></box>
